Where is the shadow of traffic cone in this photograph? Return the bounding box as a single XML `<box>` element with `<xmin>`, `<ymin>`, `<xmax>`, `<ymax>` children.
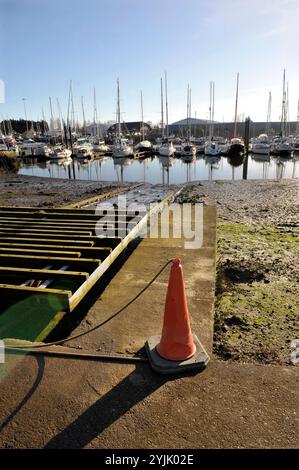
<box><xmin>145</xmin><ymin>258</ymin><xmax>210</xmax><ymax>374</ymax></box>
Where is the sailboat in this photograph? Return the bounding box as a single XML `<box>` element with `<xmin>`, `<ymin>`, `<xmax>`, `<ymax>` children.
<box><xmin>270</xmin><ymin>70</ymin><xmax>292</xmax><ymax>157</ymax></box>
<box><xmin>135</xmin><ymin>91</ymin><xmax>152</xmax><ymax>153</ymax></box>
<box><xmin>252</xmin><ymin>134</ymin><xmax>271</xmax><ymax>155</ymax></box>
<box><xmin>112</xmin><ymin>79</ymin><xmax>134</xmax><ymax>158</ymax></box>
<box><xmin>182</xmin><ymin>84</ymin><xmax>196</xmax><ymax>160</ymax></box>
<box><xmin>49</xmin><ymin>146</ymin><xmax>72</xmax><ymax>160</ymax></box>
<box><xmin>0</xmin><ymin>137</ymin><xmax>8</xmax><ymax>151</ymax></box>
<box><xmin>228</xmin><ymin>73</ymin><xmax>244</xmax><ymax>155</ymax></box>
<box><xmin>159</xmin><ymin>72</ymin><xmax>175</xmax><ymax>157</ymax></box>
<box><xmin>154</xmin><ymin>78</ymin><xmax>164</xmax><ymax>153</ymax></box>
<box><xmin>204</xmin><ymin>81</ymin><xmax>221</xmax><ymax>156</ymax></box>
<box><xmin>252</xmin><ymin>92</ymin><xmax>271</xmax><ymax>155</ymax></box>
<box><xmin>90</xmin><ymin>87</ymin><xmax>109</xmax><ymax>153</ymax></box>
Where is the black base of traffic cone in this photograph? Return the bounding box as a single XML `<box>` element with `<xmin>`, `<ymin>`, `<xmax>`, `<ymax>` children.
<box><xmin>145</xmin><ymin>334</ymin><xmax>210</xmax><ymax>375</ymax></box>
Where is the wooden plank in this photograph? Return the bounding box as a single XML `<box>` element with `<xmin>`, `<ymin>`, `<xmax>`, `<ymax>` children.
<box><xmin>0</xmin><ymin>283</ymin><xmax>72</xmax><ymax>297</ymax></box>
<box><xmin>0</xmin><ymin>254</ymin><xmax>99</xmax><ymax>272</ymax></box>
<box><xmin>0</xmin><ymin>247</ymin><xmax>82</xmax><ymax>258</ymax></box>
<box><xmin>0</xmin><ymin>267</ymin><xmax>89</xmax><ymax>281</ymax></box>
<box><xmin>0</xmin><ymin>220</ymin><xmax>99</xmax><ymax>228</ymax></box>
<box><xmin>0</xmin><ymin>236</ymin><xmax>95</xmax><ymax>245</ymax></box>
<box><xmin>0</xmin><ymin>217</ymin><xmax>139</xmax><ymax>228</ymax></box>
<box><xmin>0</xmin><ymin>232</ymin><xmax>117</xmax><ymax>241</ymax></box>
<box><xmin>0</xmin><ymin>206</ymin><xmax>143</xmax><ymax>215</ymax></box>
<box><xmin>0</xmin><ymin>215</ymin><xmax>145</xmax><ymax>226</ymax></box>
<box><xmin>0</xmin><ymin>211</ymin><xmax>143</xmax><ymax>222</ymax></box>
<box><xmin>0</xmin><ymin>227</ymin><xmax>94</xmax><ymax>236</ymax></box>
<box><xmin>0</xmin><ymin>242</ymin><xmax>113</xmax><ymax>254</ymax></box>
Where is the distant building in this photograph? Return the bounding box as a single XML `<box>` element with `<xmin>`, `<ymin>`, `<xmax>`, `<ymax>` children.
<box><xmin>107</xmin><ymin>121</ymin><xmax>152</xmax><ymax>136</ymax></box>
<box><xmin>86</xmin><ymin>123</ymin><xmax>109</xmax><ymax>136</ymax></box>
<box><xmin>168</xmin><ymin>118</ymin><xmax>298</xmax><ymax>138</ymax></box>
<box><xmin>169</xmin><ymin>117</ymin><xmax>210</xmax><ymax>137</ymax></box>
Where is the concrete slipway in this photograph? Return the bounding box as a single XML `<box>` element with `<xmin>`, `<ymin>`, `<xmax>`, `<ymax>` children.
<box><xmin>0</xmin><ymin>206</ymin><xmax>298</xmax><ymax>448</ymax></box>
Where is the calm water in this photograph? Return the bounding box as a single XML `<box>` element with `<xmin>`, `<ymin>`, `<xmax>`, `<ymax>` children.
<box><xmin>18</xmin><ymin>154</ymin><xmax>298</xmax><ymax>184</ymax></box>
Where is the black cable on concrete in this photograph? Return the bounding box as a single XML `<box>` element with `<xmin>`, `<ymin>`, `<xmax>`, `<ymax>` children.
<box><xmin>4</xmin><ymin>259</ymin><xmax>173</xmax><ymax>350</ymax></box>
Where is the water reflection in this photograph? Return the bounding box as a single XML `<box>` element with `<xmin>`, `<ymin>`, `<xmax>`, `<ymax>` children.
<box><xmin>18</xmin><ymin>153</ymin><xmax>298</xmax><ymax>184</ymax></box>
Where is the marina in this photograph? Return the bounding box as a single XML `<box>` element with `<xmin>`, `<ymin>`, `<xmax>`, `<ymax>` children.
<box><xmin>17</xmin><ymin>153</ymin><xmax>298</xmax><ymax>183</ymax></box>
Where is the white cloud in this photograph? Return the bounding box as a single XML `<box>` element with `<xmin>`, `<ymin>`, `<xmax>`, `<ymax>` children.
<box><xmin>260</xmin><ymin>26</ymin><xmax>287</xmax><ymax>38</ymax></box>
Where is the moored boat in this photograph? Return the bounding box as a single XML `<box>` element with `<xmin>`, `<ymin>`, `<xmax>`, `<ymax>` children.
<box><xmin>112</xmin><ymin>79</ymin><xmax>134</xmax><ymax>158</ymax></box>
<box><xmin>251</xmin><ymin>134</ymin><xmax>271</xmax><ymax>155</ymax></box>
<box><xmin>49</xmin><ymin>146</ymin><xmax>72</xmax><ymax>160</ymax></box>
<box><xmin>228</xmin><ymin>137</ymin><xmax>244</xmax><ymax>155</ymax></box>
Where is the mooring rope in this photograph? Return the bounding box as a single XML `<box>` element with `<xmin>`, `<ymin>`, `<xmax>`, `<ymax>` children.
<box><xmin>4</xmin><ymin>259</ymin><xmax>173</xmax><ymax>350</ymax></box>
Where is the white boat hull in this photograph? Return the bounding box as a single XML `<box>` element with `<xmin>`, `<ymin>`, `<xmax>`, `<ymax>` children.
<box><xmin>270</xmin><ymin>143</ymin><xmax>292</xmax><ymax>156</ymax></box>
<box><xmin>204</xmin><ymin>145</ymin><xmax>221</xmax><ymax>156</ymax></box>
<box><xmin>251</xmin><ymin>144</ymin><xmax>270</xmax><ymax>155</ymax></box>
<box><xmin>92</xmin><ymin>144</ymin><xmax>110</xmax><ymax>153</ymax></box>
<box><xmin>159</xmin><ymin>145</ymin><xmax>175</xmax><ymax>157</ymax></box>
<box><xmin>181</xmin><ymin>145</ymin><xmax>196</xmax><ymax>157</ymax></box>
<box><xmin>50</xmin><ymin>149</ymin><xmax>72</xmax><ymax>160</ymax></box>
<box><xmin>112</xmin><ymin>146</ymin><xmax>134</xmax><ymax>158</ymax></box>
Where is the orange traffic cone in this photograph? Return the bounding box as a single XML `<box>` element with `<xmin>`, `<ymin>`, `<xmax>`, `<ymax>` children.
<box><xmin>156</xmin><ymin>257</ymin><xmax>196</xmax><ymax>361</ymax></box>
<box><xmin>145</xmin><ymin>258</ymin><xmax>210</xmax><ymax>374</ymax></box>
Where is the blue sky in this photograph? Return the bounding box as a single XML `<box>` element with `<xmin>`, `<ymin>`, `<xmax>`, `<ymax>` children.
<box><xmin>1</xmin><ymin>0</ymin><xmax>299</xmax><ymax>124</ymax></box>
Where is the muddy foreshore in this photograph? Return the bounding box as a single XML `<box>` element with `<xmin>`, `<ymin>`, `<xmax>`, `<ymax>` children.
<box><xmin>177</xmin><ymin>179</ymin><xmax>299</xmax><ymax>365</ymax></box>
<box><xmin>0</xmin><ymin>174</ymin><xmax>134</xmax><ymax>207</ymax></box>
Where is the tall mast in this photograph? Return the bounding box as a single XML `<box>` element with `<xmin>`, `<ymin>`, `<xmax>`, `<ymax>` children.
<box><xmin>209</xmin><ymin>81</ymin><xmax>215</xmax><ymax>139</ymax></box>
<box><xmin>66</xmin><ymin>80</ymin><xmax>72</xmax><ymax>129</ymax></box>
<box><xmin>117</xmin><ymin>79</ymin><xmax>121</xmax><ymax>139</ymax></box>
<box><xmin>286</xmin><ymin>82</ymin><xmax>290</xmax><ymax>136</ymax></box>
<box><xmin>233</xmin><ymin>72</ymin><xmax>239</xmax><ymax>138</ymax></box>
<box><xmin>0</xmin><ymin>116</ymin><xmax>6</xmax><ymax>136</ymax></box>
<box><xmin>186</xmin><ymin>84</ymin><xmax>192</xmax><ymax>142</ymax></box>
<box><xmin>189</xmin><ymin>87</ymin><xmax>192</xmax><ymax>141</ymax></box>
<box><xmin>281</xmin><ymin>69</ymin><xmax>286</xmax><ymax>137</ymax></box>
<box><xmin>186</xmin><ymin>84</ymin><xmax>189</xmax><ymax>141</ymax></box>
<box><xmin>209</xmin><ymin>81</ymin><xmax>212</xmax><ymax>140</ymax></box>
<box><xmin>140</xmin><ymin>90</ymin><xmax>144</xmax><ymax>141</ymax></box>
<box><xmin>41</xmin><ymin>107</ymin><xmax>46</xmax><ymax>134</ymax></box>
<box><xmin>70</xmin><ymin>87</ymin><xmax>75</xmax><ymax>133</ymax></box>
<box><xmin>296</xmin><ymin>99</ymin><xmax>299</xmax><ymax>135</ymax></box>
<box><xmin>22</xmin><ymin>98</ymin><xmax>29</xmax><ymax>134</ymax></box>
<box><xmin>93</xmin><ymin>87</ymin><xmax>99</xmax><ymax>138</ymax></box>
<box><xmin>164</xmin><ymin>71</ymin><xmax>169</xmax><ymax>139</ymax></box>
<box><xmin>56</xmin><ymin>98</ymin><xmax>63</xmax><ymax>134</ymax></box>
<box><xmin>266</xmin><ymin>91</ymin><xmax>272</xmax><ymax>135</ymax></box>
<box><xmin>81</xmin><ymin>96</ymin><xmax>86</xmax><ymax>136</ymax></box>
<box><xmin>67</xmin><ymin>80</ymin><xmax>75</xmax><ymax>133</ymax></box>
<box><xmin>212</xmin><ymin>81</ymin><xmax>215</xmax><ymax>138</ymax></box>
<box><xmin>160</xmin><ymin>77</ymin><xmax>164</xmax><ymax>138</ymax></box>
<box><xmin>49</xmin><ymin>97</ymin><xmax>54</xmax><ymax>134</ymax></box>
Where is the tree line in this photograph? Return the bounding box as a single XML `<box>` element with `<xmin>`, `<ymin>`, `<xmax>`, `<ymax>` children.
<box><xmin>0</xmin><ymin>119</ymin><xmax>49</xmax><ymax>135</ymax></box>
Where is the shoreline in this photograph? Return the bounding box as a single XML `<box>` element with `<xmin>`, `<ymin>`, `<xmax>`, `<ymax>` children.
<box><xmin>0</xmin><ymin>173</ymin><xmax>298</xmax><ymax>208</ymax></box>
